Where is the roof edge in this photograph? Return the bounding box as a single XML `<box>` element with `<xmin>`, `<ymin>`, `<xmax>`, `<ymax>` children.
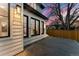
<box><xmin>24</xmin><ymin>3</ymin><xmax>48</xmax><ymax>20</ymax></box>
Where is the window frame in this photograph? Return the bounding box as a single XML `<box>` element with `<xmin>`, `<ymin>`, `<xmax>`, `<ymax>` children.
<box><xmin>0</xmin><ymin>3</ymin><xmax>10</xmax><ymax>38</ymax></box>
<box><xmin>23</xmin><ymin>15</ymin><xmax>29</xmax><ymax>38</ymax></box>
<box><xmin>31</xmin><ymin>17</ymin><xmax>40</xmax><ymax>36</ymax></box>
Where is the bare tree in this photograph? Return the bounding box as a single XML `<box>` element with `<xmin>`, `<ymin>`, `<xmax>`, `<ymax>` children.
<box><xmin>54</xmin><ymin>3</ymin><xmax>79</xmax><ymax>30</ymax></box>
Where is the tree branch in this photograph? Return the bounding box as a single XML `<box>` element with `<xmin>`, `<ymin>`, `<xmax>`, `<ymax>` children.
<box><xmin>65</xmin><ymin>3</ymin><xmax>70</xmax><ymax>26</ymax></box>
<box><xmin>69</xmin><ymin>3</ymin><xmax>77</xmax><ymax>10</ymax></box>
<box><xmin>66</xmin><ymin>3</ymin><xmax>77</xmax><ymax>22</ymax></box>
<box><xmin>57</xmin><ymin>3</ymin><xmax>65</xmax><ymax>26</ymax></box>
<box><xmin>70</xmin><ymin>8</ymin><xmax>79</xmax><ymax>21</ymax></box>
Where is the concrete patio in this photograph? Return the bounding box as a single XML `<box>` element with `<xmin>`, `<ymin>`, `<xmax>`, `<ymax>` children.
<box><xmin>17</xmin><ymin>36</ymin><xmax>79</xmax><ymax>56</ymax></box>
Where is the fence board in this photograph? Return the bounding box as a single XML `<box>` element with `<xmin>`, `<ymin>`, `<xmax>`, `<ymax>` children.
<box><xmin>47</xmin><ymin>29</ymin><xmax>79</xmax><ymax>40</ymax></box>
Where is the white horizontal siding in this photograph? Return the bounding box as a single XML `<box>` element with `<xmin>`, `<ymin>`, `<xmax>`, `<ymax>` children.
<box><xmin>10</xmin><ymin>4</ymin><xmax>23</xmax><ymax>56</ymax></box>
<box><xmin>0</xmin><ymin>4</ymin><xmax>23</xmax><ymax>56</ymax></box>
<box><xmin>0</xmin><ymin>42</ymin><xmax>22</xmax><ymax>55</ymax></box>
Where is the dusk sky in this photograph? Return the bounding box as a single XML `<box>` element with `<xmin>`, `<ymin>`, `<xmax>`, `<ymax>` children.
<box><xmin>41</xmin><ymin>3</ymin><xmax>79</xmax><ymax>26</ymax></box>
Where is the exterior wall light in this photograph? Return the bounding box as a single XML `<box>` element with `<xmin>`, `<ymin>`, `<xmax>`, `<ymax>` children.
<box><xmin>16</xmin><ymin>5</ymin><xmax>21</xmax><ymax>14</ymax></box>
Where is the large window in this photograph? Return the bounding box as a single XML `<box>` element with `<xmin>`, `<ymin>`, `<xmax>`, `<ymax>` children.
<box><xmin>36</xmin><ymin>20</ymin><xmax>40</xmax><ymax>35</ymax></box>
<box><xmin>0</xmin><ymin>3</ymin><xmax>10</xmax><ymax>37</ymax></box>
<box><xmin>31</xmin><ymin>17</ymin><xmax>40</xmax><ymax>36</ymax></box>
<box><xmin>23</xmin><ymin>15</ymin><xmax>28</xmax><ymax>37</ymax></box>
<box><xmin>41</xmin><ymin>21</ymin><xmax>44</xmax><ymax>34</ymax></box>
<box><xmin>31</xmin><ymin>18</ymin><xmax>36</xmax><ymax>36</ymax></box>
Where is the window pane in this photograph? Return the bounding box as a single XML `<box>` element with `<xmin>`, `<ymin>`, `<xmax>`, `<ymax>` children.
<box><xmin>0</xmin><ymin>3</ymin><xmax>8</xmax><ymax>16</ymax></box>
<box><xmin>0</xmin><ymin>15</ymin><xmax>8</xmax><ymax>37</ymax></box>
<box><xmin>0</xmin><ymin>3</ymin><xmax>8</xmax><ymax>37</ymax></box>
<box><xmin>41</xmin><ymin>21</ymin><xmax>44</xmax><ymax>34</ymax></box>
<box><xmin>36</xmin><ymin>20</ymin><xmax>40</xmax><ymax>35</ymax></box>
<box><xmin>23</xmin><ymin>16</ymin><xmax>28</xmax><ymax>37</ymax></box>
<box><xmin>31</xmin><ymin>18</ymin><xmax>35</xmax><ymax>36</ymax></box>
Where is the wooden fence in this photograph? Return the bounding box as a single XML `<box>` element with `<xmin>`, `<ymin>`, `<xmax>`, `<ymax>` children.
<box><xmin>47</xmin><ymin>29</ymin><xmax>79</xmax><ymax>40</ymax></box>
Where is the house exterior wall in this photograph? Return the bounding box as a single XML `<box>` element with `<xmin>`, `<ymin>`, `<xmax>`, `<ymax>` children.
<box><xmin>0</xmin><ymin>3</ymin><xmax>23</xmax><ymax>56</ymax></box>
<box><xmin>23</xmin><ymin>8</ymin><xmax>48</xmax><ymax>46</ymax></box>
<box><xmin>0</xmin><ymin>3</ymin><xmax>47</xmax><ymax>56</ymax></box>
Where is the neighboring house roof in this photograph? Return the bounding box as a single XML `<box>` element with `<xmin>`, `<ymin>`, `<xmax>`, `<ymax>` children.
<box><xmin>75</xmin><ymin>20</ymin><xmax>79</xmax><ymax>23</ymax></box>
<box><xmin>73</xmin><ymin>20</ymin><xmax>79</xmax><ymax>27</ymax></box>
<box><xmin>24</xmin><ymin>3</ymin><xmax>48</xmax><ymax>20</ymax></box>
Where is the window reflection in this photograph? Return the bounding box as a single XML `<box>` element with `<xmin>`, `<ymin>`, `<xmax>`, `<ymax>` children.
<box><xmin>31</xmin><ymin>17</ymin><xmax>40</xmax><ymax>36</ymax></box>
<box><xmin>31</xmin><ymin>18</ymin><xmax>36</xmax><ymax>36</ymax></box>
<box><xmin>36</xmin><ymin>20</ymin><xmax>40</xmax><ymax>35</ymax></box>
<box><xmin>0</xmin><ymin>3</ymin><xmax>9</xmax><ymax>37</ymax></box>
<box><xmin>41</xmin><ymin>21</ymin><xmax>44</xmax><ymax>34</ymax></box>
<box><xmin>23</xmin><ymin>15</ymin><xmax>28</xmax><ymax>37</ymax></box>
<box><xmin>0</xmin><ymin>3</ymin><xmax>8</xmax><ymax>16</ymax></box>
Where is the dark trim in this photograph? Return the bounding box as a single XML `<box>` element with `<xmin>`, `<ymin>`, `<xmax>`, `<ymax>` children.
<box><xmin>8</xmin><ymin>3</ymin><xmax>10</xmax><ymax>37</ymax></box>
<box><xmin>31</xmin><ymin>17</ymin><xmax>40</xmax><ymax>36</ymax></box>
<box><xmin>41</xmin><ymin>21</ymin><xmax>44</xmax><ymax>34</ymax></box>
<box><xmin>23</xmin><ymin>15</ymin><xmax>29</xmax><ymax>38</ymax></box>
<box><xmin>0</xmin><ymin>3</ymin><xmax>10</xmax><ymax>38</ymax></box>
<box><xmin>24</xmin><ymin>3</ymin><xmax>48</xmax><ymax>20</ymax></box>
<box><xmin>38</xmin><ymin>20</ymin><xmax>40</xmax><ymax>35</ymax></box>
